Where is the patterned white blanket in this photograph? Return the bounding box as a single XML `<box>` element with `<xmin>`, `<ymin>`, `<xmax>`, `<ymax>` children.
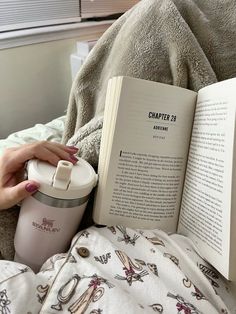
<box><xmin>0</xmin><ymin>226</ymin><xmax>235</xmax><ymax>314</ymax></box>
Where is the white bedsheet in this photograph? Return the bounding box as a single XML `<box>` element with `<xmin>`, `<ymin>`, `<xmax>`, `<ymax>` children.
<box><xmin>0</xmin><ymin>116</ymin><xmax>65</xmax><ymax>156</ymax></box>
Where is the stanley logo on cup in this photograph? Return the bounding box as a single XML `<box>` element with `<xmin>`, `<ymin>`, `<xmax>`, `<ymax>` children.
<box><xmin>32</xmin><ymin>217</ymin><xmax>60</xmax><ymax>233</ymax></box>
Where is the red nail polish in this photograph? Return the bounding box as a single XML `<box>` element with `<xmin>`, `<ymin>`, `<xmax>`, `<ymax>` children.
<box><xmin>67</xmin><ymin>146</ymin><xmax>78</xmax><ymax>151</ymax></box>
<box><xmin>70</xmin><ymin>155</ymin><xmax>78</xmax><ymax>163</ymax></box>
<box><xmin>25</xmin><ymin>183</ymin><xmax>38</xmax><ymax>193</ymax></box>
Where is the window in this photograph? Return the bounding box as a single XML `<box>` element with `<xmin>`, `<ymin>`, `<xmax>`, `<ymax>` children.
<box><xmin>80</xmin><ymin>0</ymin><xmax>139</xmax><ymax>18</ymax></box>
<box><xmin>0</xmin><ymin>0</ymin><xmax>81</xmax><ymax>32</ymax></box>
<box><xmin>0</xmin><ymin>1</ymin><xmax>138</xmax><ymax>49</ymax></box>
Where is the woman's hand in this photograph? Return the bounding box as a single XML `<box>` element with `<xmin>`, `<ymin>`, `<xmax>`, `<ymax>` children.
<box><xmin>0</xmin><ymin>141</ymin><xmax>78</xmax><ymax>210</ymax></box>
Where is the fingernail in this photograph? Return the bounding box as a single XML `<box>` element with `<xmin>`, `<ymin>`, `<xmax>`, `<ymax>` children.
<box><xmin>69</xmin><ymin>155</ymin><xmax>78</xmax><ymax>163</ymax></box>
<box><xmin>67</xmin><ymin>146</ymin><xmax>78</xmax><ymax>151</ymax></box>
<box><xmin>25</xmin><ymin>183</ymin><xmax>39</xmax><ymax>193</ymax></box>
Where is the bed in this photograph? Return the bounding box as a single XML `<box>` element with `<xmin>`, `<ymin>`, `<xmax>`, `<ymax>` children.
<box><xmin>1</xmin><ymin>0</ymin><xmax>236</xmax><ymax>312</ymax></box>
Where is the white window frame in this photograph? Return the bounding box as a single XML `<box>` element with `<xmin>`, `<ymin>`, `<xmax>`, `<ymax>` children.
<box><xmin>0</xmin><ymin>20</ymin><xmax>114</xmax><ymax>50</ymax></box>
<box><xmin>0</xmin><ymin>0</ymin><xmax>116</xmax><ymax>50</ymax></box>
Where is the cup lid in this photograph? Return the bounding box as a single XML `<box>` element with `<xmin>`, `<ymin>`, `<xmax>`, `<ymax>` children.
<box><xmin>27</xmin><ymin>158</ymin><xmax>98</xmax><ymax>199</ymax></box>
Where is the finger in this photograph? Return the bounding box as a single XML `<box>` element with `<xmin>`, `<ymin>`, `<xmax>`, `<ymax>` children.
<box><xmin>0</xmin><ymin>180</ymin><xmax>39</xmax><ymax>210</ymax></box>
<box><xmin>46</xmin><ymin>142</ymin><xmax>79</xmax><ymax>154</ymax></box>
<box><xmin>0</xmin><ymin>166</ymin><xmax>26</xmax><ymax>187</ymax></box>
<box><xmin>1</xmin><ymin>144</ymin><xmax>38</xmax><ymax>174</ymax></box>
<box><xmin>28</xmin><ymin>142</ymin><xmax>79</xmax><ymax>164</ymax></box>
<box><xmin>37</xmin><ymin>147</ymin><xmax>64</xmax><ymax>166</ymax></box>
<box><xmin>2</xmin><ymin>142</ymin><xmax>77</xmax><ymax>173</ymax></box>
<box><xmin>42</xmin><ymin>143</ymin><xmax>78</xmax><ymax>164</ymax></box>
<box><xmin>39</xmin><ymin>141</ymin><xmax>78</xmax><ymax>156</ymax></box>
<box><xmin>34</xmin><ymin>147</ymin><xmax>77</xmax><ymax>166</ymax></box>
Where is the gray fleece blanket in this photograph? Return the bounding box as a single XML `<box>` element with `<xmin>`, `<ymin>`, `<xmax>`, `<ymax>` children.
<box><xmin>63</xmin><ymin>0</ymin><xmax>236</xmax><ymax>167</ymax></box>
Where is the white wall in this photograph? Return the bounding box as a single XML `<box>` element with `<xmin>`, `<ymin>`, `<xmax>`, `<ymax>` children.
<box><xmin>0</xmin><ymin>39</ymin><xmax>77</xmax><ymax>138</ymax></box>
<box><xmin>0</xmin><ymin>39</ymin><xmax>78</xmax><ymax>139</ymax></box>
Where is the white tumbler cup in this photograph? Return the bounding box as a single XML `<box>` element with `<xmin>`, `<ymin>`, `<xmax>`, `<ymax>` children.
<box><xmin>14</xmin><ymin>158</ymin><xmax>97</xmax><ymax>272</ymax></box>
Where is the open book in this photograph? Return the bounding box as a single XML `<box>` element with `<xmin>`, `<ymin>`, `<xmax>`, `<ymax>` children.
<box><xmin>93</xmin><ymin>76</ymin><xmax>236</xmax><ymax>280</ymax></box>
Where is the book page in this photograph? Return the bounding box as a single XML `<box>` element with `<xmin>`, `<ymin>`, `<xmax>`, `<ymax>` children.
<box><xmin>94</xmin><ymin>77</ymin><xmax>196</xmax><ymax>231</ymax></box>
<box><xmin>178</xmin><ymin>78</ymin><xmax>236</xmax><ymax>279</ymax></box>
<box><xmin>93</xmin><ymin>77</ymin><xmax>123</xmax><ymax>214</ymax></box>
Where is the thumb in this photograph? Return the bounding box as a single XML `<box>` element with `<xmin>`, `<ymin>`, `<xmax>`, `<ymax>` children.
<box><xmin>9</xmin><ymin>180</ymin><xmax>39</xmax><ymax>205</ymax></box>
